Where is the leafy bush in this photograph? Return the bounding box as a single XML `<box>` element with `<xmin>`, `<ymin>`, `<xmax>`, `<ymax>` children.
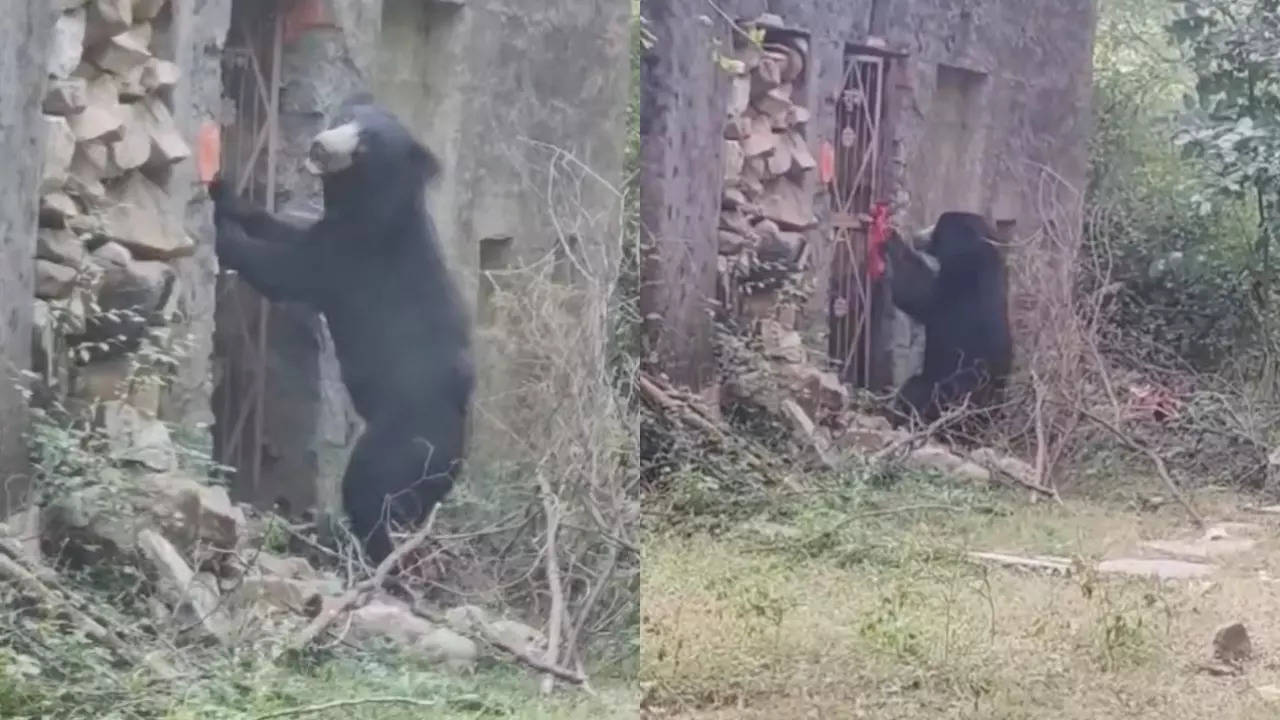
<box><xmin>1084</xmin><ymin>0</ymin><xmax>1259</xmax><ymax>370</ymax></box>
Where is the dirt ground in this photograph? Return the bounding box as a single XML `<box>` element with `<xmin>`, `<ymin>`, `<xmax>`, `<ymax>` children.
<box><xmin>641</xmin><ymin>475</ymin><xmax>1280</xmax><ymax>719</ymax></box>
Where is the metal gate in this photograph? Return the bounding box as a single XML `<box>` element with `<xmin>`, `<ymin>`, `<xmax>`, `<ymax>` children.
<box><xmin>826</xmin><ymin>49</ymin><xmax>887</xmax><ymax>387</ymax></box>
<box><xmin>212</xmin><ymin>2</ymin><xmax>283</xmax><ymax>501</ymax></box>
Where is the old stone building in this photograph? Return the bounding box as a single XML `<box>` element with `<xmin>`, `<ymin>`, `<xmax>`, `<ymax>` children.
<box><xmin>640</xmin><ymin>0</ymin><xmax>1096</xmax><ymax>394</ymax></box>
<box><xmin>0</xmin><ymin>0</ymin><xmax>627</xmax><ymax>519</ymax></box>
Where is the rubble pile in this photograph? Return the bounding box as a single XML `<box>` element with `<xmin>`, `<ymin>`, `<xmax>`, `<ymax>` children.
<box><xmin>711</xmin><ymin>17</ymin><xmax>853</xmax><ymax>458</ymax></box>
<box><xmin>7</xmin><ymin>465</ymin><xmax>546</xmax><ymax>671</ymax></box>
<box><xmin>34</xmin><ymin>0</ymin><xmax>192</xmax><ymax>424</ymax></box>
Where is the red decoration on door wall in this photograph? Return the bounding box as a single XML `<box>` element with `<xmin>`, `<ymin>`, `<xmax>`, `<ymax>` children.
<box><xmin>283</xmin><ymin>0</ymin><xmax>338</xmax><ymax>45</ymax></box>
<box><xmin>867</xmin><ymin>201</ymin><xmax>890</xmax><ymax>281</ymax></box>
<box><xmin>196</xmin><ymin>121</ymin><xmax>221</xmax><ymax>185</ymax></box>
<box><xmin>819</xmin><ymin>140</ymin><xmax>835</xmax><ymax>185</ymax></box>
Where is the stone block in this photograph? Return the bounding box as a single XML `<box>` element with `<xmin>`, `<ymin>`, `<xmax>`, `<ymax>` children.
<box><xmin>48</xmin><ymin>9</ymin><xmax>87</xmax><ymax>79</ymax></box>
<box><xmin>723</xmin><ymin>139</ymin><xmax>743</xmax><ymax>183</ymax></box>
<box><xmin>31</xmin><ymin>300</ymin><xmax>55</xmax><ymax>378</ymax></box>
<box><xmin>741</xmin><ymin>113</ymin><xmax>777</xmax><ymax>157</ymax></box>
<box><xmin>109</xmin><ymin>103</ymin><xmax>153</xmax><ymax>172</ymax></box>
<box><xmin>85</xmin><ymin>0</ymin><xmax>132</xmax><ymax>47</ymax></box>
<box><xmin>110</xmin><ymin>105</ymin><xmax>151</xmax><ymax>172</ymax></box>
<box><xmin>87</xmin><ymin>25</ymin><xmax>152</xmax><ymax>75</ymax></box>
<box><xmin>140</xmin><ymin>58</ymin><xmax>180</xmax><ymax>93</ymax></box>
<box><xmin>785</xmin><ymin>132</ymin><xmax>816</xmax><ymax>172</ymax></box>
<box><xmin>141</xmin><ymin>96</ymin><xmax>191</xmax><ymax>168</ymax></box>
<box><xmin>66</xmin><ymin>156</ymin><xmax>109</xmax><ymax>209</ymax></box>
<box><xmin>68</xmin><ymin>75</ymin><xmax>125</xmax><ymax>143</ymax></box>
<box><xmin>43</xmin><ymin>78</ymin><xmax>89</xmax><ymax>116</ymax></box>
<box><xmin>727</xmin><ymin>74</ymin><xmax>750</xmax><ymax>117</ymax></box>
<box><xmin>102</xmin><ymin>172</ymin><xmax>194</xmax><ymax>259</ymax></box>
<box><xmin>39</xmin><ymin>192</ymin><xmax>80</xmax><ymax>228</ymax></box>
<box><xmin>349</xmin><ymin>596</ymin><xmax>477</xmax><ymax>671</ymax></box>
<box><xmin>133</xmin><ymin>0</ymin><xmax>168</xmax><ymax>21</ymax></box>
<box><xmin>95</xmin><ymin>253</ymin><xmax>176</xmax><ymax>318</ymax></box>
<box><xmin>137</xmin><ymin>529</ymin><xmax>232</xmax><ymax>644</ymax></box>
<box><xmin>753</xmin><ymin>84</ymin><xmax>794</xmax><ymax>119</ymax></box>
<box><xmin>118</xmin><ymin>64</ymin><xmax>147</xmax><ymax>101</ymax></box>
<box><xmin>36</xmin><ymin>228</ymin><xmax>86</xmax><ymax>266</ymax></box>
<box><xmin>41</xmin><ymin>115</ymin><xmax>77</xmax><ymax>194</ymax></box>
<box><xmin>35</xmin><ymin>259</ymin><xmax>78</xmax><ymax>300</ymax></box>
<box><xmin>759</xmin><ymin>177</ymin><xmax>817</xmax><ymax>230</ymax></box>
<box><xmin>99</xmin><ymin>400</ymin><xmax>176</xmax><ymax>471</ymax></box>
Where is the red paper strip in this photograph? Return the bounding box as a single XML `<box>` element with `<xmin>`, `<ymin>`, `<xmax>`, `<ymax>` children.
<box><xmin>196</xmin><ymin>121</ymin><xmax>221</xmax><ymax>184</ymax></box>
<box><xmin>867</xmin><ymin>201</ymin><xmax>890</xmax><ymax>281</ymax></box>
<box><xmin>819</xmin><ymin>140</ymin><xmax>835</xmax><ymax>185</ymax></box>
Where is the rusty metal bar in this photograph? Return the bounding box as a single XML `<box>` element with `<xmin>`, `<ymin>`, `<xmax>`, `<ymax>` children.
<box><xmin>828</xmin><ymin>50</ymin><xmax>886</xmax><ymax>387</ymax></box>
<box><xmin>250</xmin><ymin>9</ymin><xmax>284</xmax><ymax>493</ymax></box>
<box><xmin>215</xmin><ymin>2</ymin><xmax>284</xmax><ymax>498</ymax></box>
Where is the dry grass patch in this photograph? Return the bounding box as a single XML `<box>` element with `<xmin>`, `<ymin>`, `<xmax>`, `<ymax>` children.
<box><xmin>641</xmin><ymin>481</ymin><xmax>1280</xmax><ymax>718</ymax></box>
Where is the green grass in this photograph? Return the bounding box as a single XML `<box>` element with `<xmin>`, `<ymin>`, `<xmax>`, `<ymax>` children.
<box><xmin>0</xmin><ymin>647</ymin><xmax>637</xmax><ymax>720</ymax></box>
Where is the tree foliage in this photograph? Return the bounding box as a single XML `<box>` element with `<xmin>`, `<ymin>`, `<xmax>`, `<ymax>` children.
<box><xmin>1170</xmin><ymin>0</ymin><xmax>1280</xmax><ymax>203</ymax></box>
<box><xmin>1084</xmin><ymin>0</ymin><xmax>1259</xmax><ymax>369</ymax></box>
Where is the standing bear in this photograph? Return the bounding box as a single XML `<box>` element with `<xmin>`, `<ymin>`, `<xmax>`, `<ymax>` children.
<box><xmin>211</xmin><ymin>96</ymin><xmax>474</xmax><ymax>565</ymax></box>
<box><xmin>884</xmin><ymin>211</ymin><xmax>1012</xmax><ymax>429</ymax></box>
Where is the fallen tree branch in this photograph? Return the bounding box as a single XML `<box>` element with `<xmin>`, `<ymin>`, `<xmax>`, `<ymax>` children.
<box><xmin>966</xmin><ymin>551</ymin><xmax>1073</xmax><ymax>575</ymax></box>
<box><xmin>534</xmin><ymin>471</ymin><xmax>569</xmax><ymax>695</ymax></box>
<box><xmin>252</xmin><ymin>696</ymin><xmax>443</xmax><ymax>719</ymax></box>
<box><xmin>639</xmin><ymin>370</ymin><xmax>788</xmax><ymax>485</ymax></box>
<box><xmin>638</xmin><ymin>372</ymin><xmax>724</xmax><ymax>440</ymax></box>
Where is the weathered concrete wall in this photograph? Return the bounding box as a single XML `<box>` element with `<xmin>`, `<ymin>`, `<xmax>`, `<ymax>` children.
<box><xmin>875</xmin><ymin>0</ymin><xmax>1096</xmax><ymax>386</ymax></box>
<box><xmin>639</xmin><ymin>0</ymin><xmax>1096</xmax><ymax>390</ymax></box>
<box><xmin>638</xmin><ymin>0</ymin><xmax>731</xmax><ymax>392</ymax></box>
<box><xmin>0</xmin><ymin>7</ymin><xmax>55</xmax><ymax>513</ymax></box>
<box><xmin>375</xmin><ymin>0</ymin><xmax>630</xmax><ymax>469</ymax></box>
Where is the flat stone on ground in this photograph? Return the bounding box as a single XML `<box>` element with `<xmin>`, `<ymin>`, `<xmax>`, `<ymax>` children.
<box><xmin>1141</xmin><ymin>537</ymin><xmax>1256</xmax><ymax>561</ymax></box>
<box><xmin>1097</xmin><ymin>558</ymin><xmax>1215</xmax><ymax>580</ymax></box>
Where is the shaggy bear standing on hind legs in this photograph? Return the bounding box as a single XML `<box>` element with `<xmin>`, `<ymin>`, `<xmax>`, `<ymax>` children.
<box><xmin>211</xmin><ymin>97</ymin><xmax>474</xmax><ymax>565</ymax></box>
<box><xmin>884</xmin><ymin>211</ymin><xmax>1013</xmax><ymax>432</ymax></box>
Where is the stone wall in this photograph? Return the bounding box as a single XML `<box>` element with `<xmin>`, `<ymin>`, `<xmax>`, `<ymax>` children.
<box><xmin>0</xmin><ymin>6</ymin><xmax>56</xmax><ymax>515</ymax></box>
<box><xmin>639</xmin><ymin>0</ymin><xmax>1096</xmax><ymax>391</ymax></box>
<box><xmin>25</xmin><ymin>0</ymin><xmax>229</xmax><ymax>476</ymax></box>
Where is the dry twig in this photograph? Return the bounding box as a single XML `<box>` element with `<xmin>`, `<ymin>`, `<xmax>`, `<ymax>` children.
<box><xmin>1078</xmin><ymin>407</ymin><xmax>1205</xmax><ymax>527</ymax></box>
<box><xmin>278</xmin><ymin>519</ymin><xmax>436</xmax><ymax>658</ymax></box>
<box><xmin>252</xmin><ymin>696</ymin><xmax>444</xmax><ymax>719</ymax></box>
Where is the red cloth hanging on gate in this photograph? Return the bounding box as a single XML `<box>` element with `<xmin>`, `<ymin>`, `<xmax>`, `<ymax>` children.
<box><xmin>867</xmin><ymin>201</ymin><xmax>889</xmax><ymax>281</ymax></box>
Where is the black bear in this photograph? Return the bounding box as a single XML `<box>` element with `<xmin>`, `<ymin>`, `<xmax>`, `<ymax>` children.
<box><xmin>884</xmin><ymin>211</ymin><xmax>1012</xmax><ymax>429</ymax></box>
<box><xmin>211</xmin><ymin>96</ymin><xmax>474</xmax><ymax>565</ymax></box>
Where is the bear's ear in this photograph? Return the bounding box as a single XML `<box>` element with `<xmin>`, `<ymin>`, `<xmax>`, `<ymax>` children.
<box><xmin>409</xmin><ymin>142</ymin><xmax>441</xmax><ymax>184</ymax></box>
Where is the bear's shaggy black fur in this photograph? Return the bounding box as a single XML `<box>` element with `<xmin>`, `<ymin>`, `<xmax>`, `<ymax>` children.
<box><xmin>885</xmin><ymin>211</ymin><xmax>1012</xmax><ymax>429</ymax></box>
<box><xmin>211</xmin><ymin>97</ymin><xmax>473</xmax><ymax>564</ymax></box>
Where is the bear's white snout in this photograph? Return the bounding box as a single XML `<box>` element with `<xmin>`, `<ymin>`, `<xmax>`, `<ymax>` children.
<box><xmin>305</xmin><ymin>121</ymin><xmax>361</xmax><ymax>175</ymax></box>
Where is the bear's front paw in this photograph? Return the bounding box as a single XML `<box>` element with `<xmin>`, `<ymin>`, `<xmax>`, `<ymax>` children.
<box><xmin>213</xmin><ymin>217</ymin><xmax>245</xmax><ymax>268</ymax></box>
<box><xmin>209</xmin><ymin>176</ymin><xmax>247</xmax><ymax>223</ymax></box>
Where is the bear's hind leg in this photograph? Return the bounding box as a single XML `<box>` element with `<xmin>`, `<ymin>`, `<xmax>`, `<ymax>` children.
<box><xmin>341</xmin><ymin>424</ymin><xmax>459</xmax><ymax>566</ymax></box>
